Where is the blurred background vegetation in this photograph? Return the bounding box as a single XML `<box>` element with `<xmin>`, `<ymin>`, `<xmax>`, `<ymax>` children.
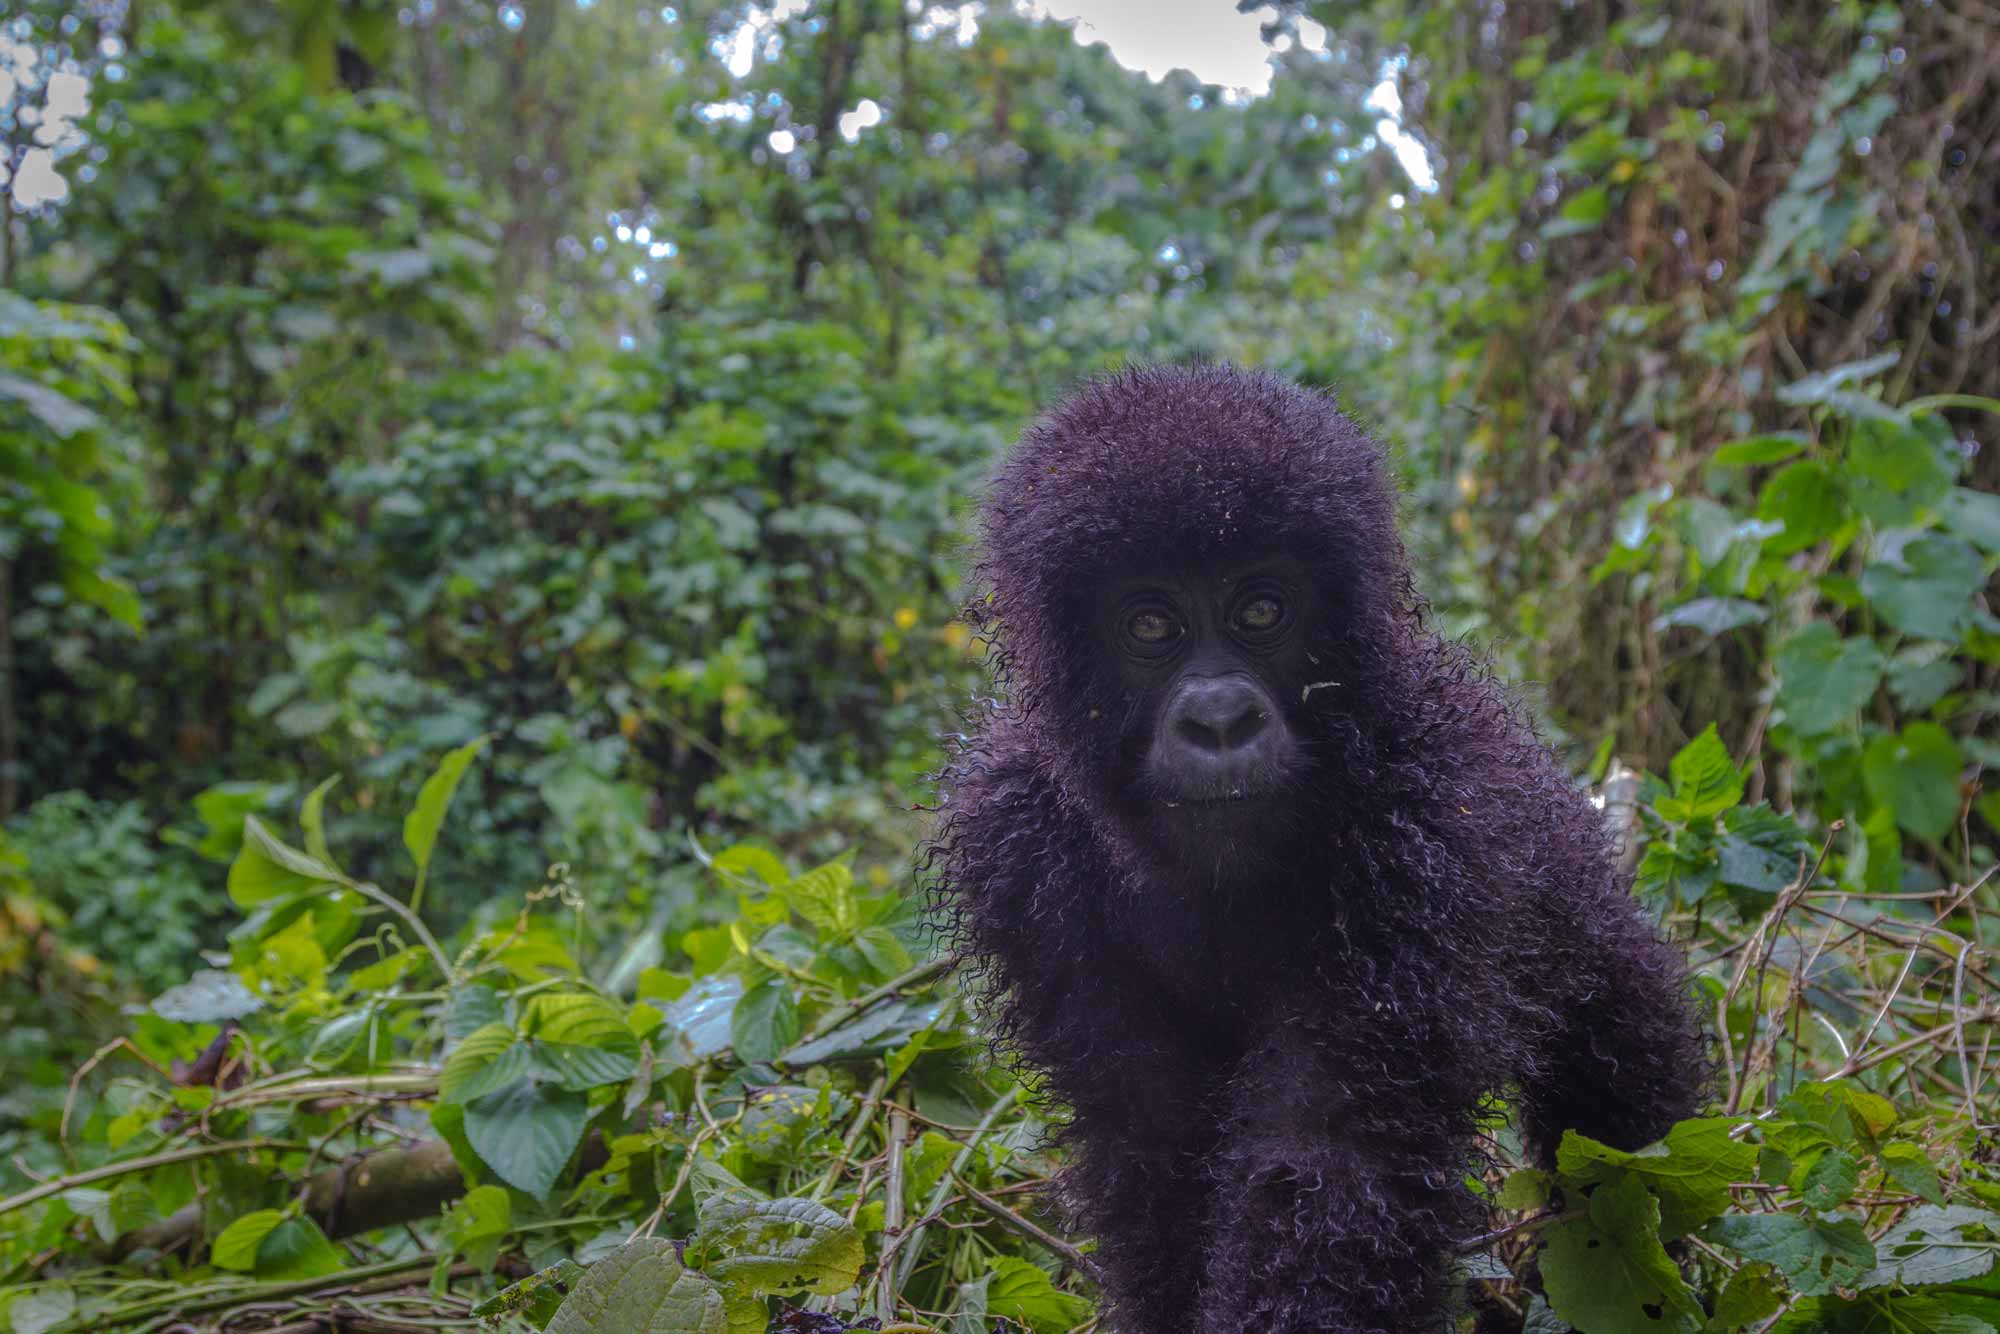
<box><xmin>0</xmin><ymin>1</ymin><xmax>1996</xmax><ymax>1330</ymax></box>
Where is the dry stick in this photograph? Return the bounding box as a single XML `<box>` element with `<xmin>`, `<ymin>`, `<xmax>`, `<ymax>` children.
<box><xmin>88</xmin><ymin>1254</ymin><xmax>438</xmax><ymax>1328</ymax></box>
<box><xmin>1827</xmin><ymin>1005</ymin><xmax>2000</xmax><ymax>1081</ymax></box>
<box><xmin>887</xmin><ymin>1091</ymin><xmax>1020</xmax><ymax>1313</ymax></box>
<box><xmin>1726</xmin><ymin>827</ymin><xmax>1839</xmax><ymax>1114</ymax></box>
<box><xmin>875</xmin><ymin>1107</ymin><xmax>912</xmax><ymax>1322</ymax></box>
<box><xmin>951</xmin><ymin>1171</ymin><xmax>1088</xmax><ymax>1269</ymax></box>
<box><xmin>799</xmin><ymin>954</ymin><xmax>959</xmax><ymax>1045</ymax></box>
<box><xmin>1453</xmin><ymin>1207</ymin><xmax>1586</xmax><ymax>1256</ymax></box>
<box><xmin>0</xmin><ymin>1138</ymin><xmax>305</xmax><ymax>1219</ymax></box>
<box><xmin>812</xmin><ymin>1074</ymin><xmax>888</xmax><ymax>1203</ymax></box>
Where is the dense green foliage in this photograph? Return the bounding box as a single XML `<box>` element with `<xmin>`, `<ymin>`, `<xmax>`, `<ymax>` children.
<box><xmin>0</xmin><ymin>0</ymin><xmax>1995</xmax><ymax>1331</ymax></box>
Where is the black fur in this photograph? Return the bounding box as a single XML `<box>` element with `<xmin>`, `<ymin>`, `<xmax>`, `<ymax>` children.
<box><xmin>926</xmin><ymin>365</ymin><xmax>1708</xmax><ymax>1333</ymax></box>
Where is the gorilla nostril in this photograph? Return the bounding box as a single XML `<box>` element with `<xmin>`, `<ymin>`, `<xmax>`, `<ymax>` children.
<box><xmin>1172</xmin><ymin>681</ymin><xmax>1270</xmax><ymax>753</ymax></box>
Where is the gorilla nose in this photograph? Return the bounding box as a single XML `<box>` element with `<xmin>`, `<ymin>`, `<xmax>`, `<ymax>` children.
<box><xmin>1171</xmin><ymin>677</ymin><xmax>1270</xmax><ymax>752</ymax></box>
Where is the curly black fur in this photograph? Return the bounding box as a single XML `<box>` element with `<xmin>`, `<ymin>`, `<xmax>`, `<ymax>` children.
<box><xmin>926</xmin><ymin>365</ymin><xmax>1709</xmax><ymax>1333</ymax></box>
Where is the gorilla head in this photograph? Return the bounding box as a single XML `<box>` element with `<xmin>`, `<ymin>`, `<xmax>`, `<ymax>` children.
<box><xmin>970</xmin><ymin>363</ymin><xmax>1413</xmax><ymax>884</ymax></box>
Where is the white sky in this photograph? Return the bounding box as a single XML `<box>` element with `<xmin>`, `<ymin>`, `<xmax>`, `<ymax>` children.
<box><xmin>1020</xmin><ymin>1</ymin><xmax>1287</xmax><ymax>97</ymax></box>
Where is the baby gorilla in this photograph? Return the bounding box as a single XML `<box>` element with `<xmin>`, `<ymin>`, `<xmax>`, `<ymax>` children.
<box><xmin>929</xmin><ymin>365</ymin><xmax>1707</xmax><ymax>1333</ymax></box>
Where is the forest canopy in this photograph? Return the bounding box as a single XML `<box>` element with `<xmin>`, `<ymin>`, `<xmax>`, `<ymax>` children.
<box><xmin>0</xmin><ymin>2</ymin><xmax>1996</xmax><ymax>1332</ymax></box>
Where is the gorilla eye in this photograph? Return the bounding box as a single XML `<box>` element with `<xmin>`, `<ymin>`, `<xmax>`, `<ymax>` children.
<box><xmin>1127</xmin><ymin>608</ymin><xmax>1181</xmax><ymax>647</ymax></box>
<box><xmin>1234</xmin><ymin>596</ymin><xmax>1285</xmax><ymax>634</ymax></box>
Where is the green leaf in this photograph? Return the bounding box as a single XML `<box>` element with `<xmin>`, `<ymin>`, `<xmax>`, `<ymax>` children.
<box><xmin>1879</xmin><ymin>1142</ymin><xmax>1946</xmax><ymax>1206</ymax></box>
<box><xmin>472</xmin><ymin>1259</ymin><xmax>586</xmax><ymax>1325</ymax></box>
<box><xmin>1941</xmin><ymin>487</ymin><xmax>2000</xmax><ymax>551</ymax></box>
<box><xmin>1777</xmin><ymin>352</ymin><xmax>1901</xmax><ymax>408</ymax></box>
<box><xmin>730</xmin><ymin>975</ymin><xmax>800</xmax><ymax>1064</ymax></box>
<box><xmin>0</xmin><ymin>370</ymin><xmax>100</xmax><ymax>436</ymax></box>
<box><xmin>523</xmin><ymin>993</ymin><xmax>642</xmax><ymax>1089</ymax></box>
<box><xmin>1541</xmin><ymin>1173</ymin><xmax>1701</xmax><ymax>1332</ymax></box>
<box><xmin>1712</xmin><ymin>434</ymin><xmax>1808</xmax><ymax>467</ymax></box>
<box><xmin>980</xmin><ymin>1255</ymin><xmax>1094</xmax><ymax>1334</ymax></box>
<box><xmin>1758</xmin><ymin>460</ymin><xmax>1847</xmax><ymax>554</ymax></box>
<box><xmin>464</xmin><ymin>1079</ymin><xmax>589</xmax><ymax>1200</ymax></box>
<box><xmin>1657</xmin><ymin>725</ymin><xmax>1744</xmax><ymax>823</ymax></box>
<box><xmin>1847</xmin><ymin>418</ymin><xmax>1956</xmax><ymax>528</ymax></box>
<box><xmin>1707</xmin><ymin>1263</ymin><xmax>1784</xmax><ymax>1333</ymax></box>
<box><xmin>1555</xmin><ymin>1118</ymin><xmax>1756</xmax><ymax>1237</ymax></box>
<box><xmin>403</xmin><ymin>737</ymin><xmax>488</xmax><ymax>879</ymax></box>
<box><xmin>713</xmin><ymin>844</ymin><xmax>790</xmax><ymax>888</ymax></box>
<box><xmin>1862</xmin><ymin>537</ymin><xmax>1985</xmax><ymax>640</ymax></box>
<box><xmin>1863</xmin><ymin>723</ymin><xmax>1965</xmax><ymax>841</ymax></box>
<box><xmin>1542</xmin><ymin>186</ymin><xmax>1611</xmax><ymax>237</ymax></box>
<box><xmin>698</xmin><ymin>1195</ymin><xmax>864</xmax><ymax>1296</ymax></box>
<box><xmin>443</xmin><ymin>1184</ymin><xmax>513</xmax><ymax>1273</ymax></box>
<box><xmin>1497</xmin><ymin>1168</ymin><xmax>1552</xmax><ymax>1211</ymax></box>
<box><xmin>152</xmin><ymin>968</ymin><xmax>262</xmax><ymax>1023</ymax></box>
<box><xmin>439</xmin><ymin>1023</ymin><xmax>531</xmax><ymax>1105</ymax></box>
<box><xmin>213</xmin><ymin>1209</ymin><xmax>285</xmax><ymax>1271</ymax></box>
<box><xmin>300</xmin><ymin>776</ymin><xmax>341</xmax><ymax>868</ymax></box>
<box><xmin>228</xmin><ymin>815</ymin><xmax>348</xmax><ymax>908</ymax></box>
<box><xmin>1858</xmin><ymin>1205</ymin><xmax>2000</xmax><ymax>1289</ymax></box>
<box><xmin>1707</xmin><ymin>1212</ymin><xmax>1875</xmax><ymax>1296</ymax></box>
<box><xmin>1774</xmin><ymin>623</ymin><xmax>1885</xmax><ymax>736</ymax></box>
<box><xmin>4</xmin><ymin>1282</ymin><xmax>76</xmax><ymax>1334</ymax></box>
<box><xmin>782</xmin><ymin>861</ymin><xmax>858</xmax><ymax>936</ymax></box>
<box><xmin>1650</xmin><ymin>597</ymin><xmax>1766</xmax><ymax>637</ymax></box>
<box><xmin>546</xmin><ymin>1236</ymin><xmax>728</xmax><ymax>1334</ymax></box>
<box><xmin>252</xmin><ymin>1216</ymin><xmax>347</xmax><ymax>1279</ymax></box>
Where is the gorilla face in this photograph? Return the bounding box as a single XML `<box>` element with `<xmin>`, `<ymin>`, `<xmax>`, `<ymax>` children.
<box><xmin>1094</xmin><ymin>555</ymin><xmax>1317</xmax><ymax>876</ymax></box>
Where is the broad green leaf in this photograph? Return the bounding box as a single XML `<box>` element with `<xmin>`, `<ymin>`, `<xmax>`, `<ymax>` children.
<box><xmin>446</xmin><ymin>984</ymin><xmax>506</xmax><ymax>1041</ymax></box>
<box><xmin>1887</xmin><ymin>644</ymin><xmax>1962</xmax><ymax>713</ymax></box>
<box><xmin>1758</xmin><ymin>460</ymin><xmax>1846</xmax><ymax>554</ymax></box>
<box><xmin>1712</xmin><ymin>434</ymin><xmax>1808</xmax><ymax>468</ymax></box>
<box><xmin>1541</xmin><ymin>185</ymin><xmax>1611</xmax><ymax>237</ymax></box>
<box><xmin>980</xmin><ymin>1255</ymin><xmax>1094</xmax><ymax>1334</ymax></box>
<box><xmin>1879</xmin><ymin>1142</ymin><xmax>1946</xmax><ymax>1206</ymax></box>
<box><xmin>1650</xmin><ymin>597</ymin><xmax>1766</xmax><ymax>637</ymax></box>
<box><xmin>1708</xmin><ymin>1263</ymin><xmax>1784</xmax><ymax>1332</ymax></box>
<box><xmin>0</xmin><ymin>370</ymin><xmax>99</xmax><ymax>436</ymax></box>
<box><xmin>1707</xmin><ymin>1212</ymin><xmax>1875</xmax><ymax>1296</ymax></box>
<box><xmin>464</xmin><ymin>1079</ymin><xmax>589</xmax><ymax>1200</ymax></box>
<box><xmin>1777</xmin><ymin>352</ymin><xmax>1900</xmax><ymax>407</ymax></box>
<box><xmin>439</xmin><ymin>1023</ymin><xmax>530</xmax><ymax>1105</ymax></box>
<box><xmin>1556</xmin><ymin>1118</ymin><xmax>1756</xmax><ymax>1237</ymax></box>
<box><xmin>546</xmin><ymin>1237</ymin><xmax>728</xmax><ymax>1334</ymax></box>
<box><xmin>300</xmin><ymin>776</ymin><xmax>341</xmax><ymax>867</ymax></box>
<box><xmin>1862</xmin><ymin>537</ymin><xmax>1985</xmax><ymax>640</ymax></box>
<box><xmin>404</xmin><ymin>737</ymin><xmax>488</xmax><ymax>879</ymax></box>
<box><xmin>472</xmin><ymin>1259</ymin><xmax>586</xmax><ymax>1325</ymax></box>
<box><xmin>713</xmin><ymin>844</ymin><xmax>790</xmax><ymax>888</ymax></box>
<box><xmin>1775</xmin><ymin>624</ymin><xmax>1884</xmax><ymax>736</ymax></box>
<box><xmin>783</xmin><ymin>999</ymin><xmax>942</xmax><ymax>1066</ymax></box>
<box><xmin>1497</xmin><ymin>1168</ymin><xmax>1552</xmax><ymax>1211</ymax></box>
<box><xmin>1657</xmin><ymin>725</ymin><xmax>1744</xmax><ymax>823</ymax></box>
<box><xmin>213</xmin><ymin>1209</ymin><xmax>285</xmax><ymax>1271</ymax></box>
<box><xmin>5</xmin><ymin>1283</ymin><xmax>76</xmax><ymax>1334</ymax></box>
<box><xmin>252</xmin><ymin>1216</ymin><xmax>347</xmax><ymax>1279</ymax></box>
<box><xmin>782</xmin><ymin>861</ymin><xmax>857</xmax><ymax>936</ymax></box>
<box><xmin>699</xmin><ymin>1195</ymin><xmax>864</xmax><ymax>1296</ymax></box>
<box><xmin>152</xmin><ymin>968</ymin><xmax>262</xmax><ymax>1023</ymax></box>
<box><xmin>1541</xmin><ymin>1174</ymin><xmax>1701</xmax><ymax>1332</ymax></box>
<box><xmin>730</xmin><ymin>975</ymin><xmax>800</xmax><ymax>1064</ymax></box>
<box><xmin>1847</xmin><ymin>418</ymin><xmax>1956</xmax><ymax>527</ymax></box>
<box><xmin>1863</xmin><ymin>723</ymin><xmax>1964</xmax><ymax>841</ymax></box>
<box><xmin>1858</xmin><ymin>1205</ymin><xmax>2000</xmax><ymax>1289</ymax></box>
<box><xmin>443</xmin><ymin>1185</ymin><xmax>513</xmax><ymax>1273</ymax></box>
<box><xmin>228</xmin><ymin>815</ymin><xmax>348</xmax><ymax>908</ymax></box>
<box><xmin>523</xmin><ymin>993</ymin><xmax>642</xmax><ymax>1089</ymax></box>
<box><xmin>1941</xmin><ymin>486</ymin><xmax>2000</xmax><ymax>551</ymax></box>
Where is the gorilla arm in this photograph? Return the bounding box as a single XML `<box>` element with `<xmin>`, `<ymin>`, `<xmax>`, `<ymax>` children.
<box><xmin>1511</xmin><ymin>784</ymin><xmax>1709</xmax><ymax>1159</ymax></box>
<box><xmin>933</xmin><ymin>747</ymin><xmax>1221</xmax><ymax>1332</ymax></box>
